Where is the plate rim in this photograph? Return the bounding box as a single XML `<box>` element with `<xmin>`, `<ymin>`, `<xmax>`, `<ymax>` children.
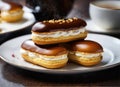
<box><xmin>0</xmin><ymin>33</ymin><xmax>120</xmax><ymax>74</ymax></box>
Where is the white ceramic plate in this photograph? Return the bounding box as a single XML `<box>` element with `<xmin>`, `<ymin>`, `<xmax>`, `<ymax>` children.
<box><xmin>86</xmin><ymin>20</ymin><xmax>120</xmax><ymax>34</ymax></box>
<box><xmin>0</xmin><ymin>34</ymin><xmax>120</xmax><ymax>74</ymax></box>
<box><xmin>0</xmin><ymin>12</ymin><xmax>35</xmax><ymax>34</ymax></box>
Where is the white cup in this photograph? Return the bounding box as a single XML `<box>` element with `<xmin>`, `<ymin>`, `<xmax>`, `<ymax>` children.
<box><xmin>89</xmin><ymin>0</ymin><xmax>120</xmax><ymax>30</ymax></box>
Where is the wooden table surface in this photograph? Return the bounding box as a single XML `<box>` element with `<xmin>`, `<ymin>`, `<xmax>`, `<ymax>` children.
<box><xmin>0</xmin><ymin>0</ymin><xmax>120</xmax><ymax>87</ymax></box>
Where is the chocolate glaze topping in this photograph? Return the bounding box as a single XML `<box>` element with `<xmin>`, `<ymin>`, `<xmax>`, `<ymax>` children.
<box><xmin>71</xmin><ymin>40</ymin><xmax>103</xmax><ymax>53</ymax></box>
<box><xmin>0</xmin><ymin>0</ymin><xmax>22</xmax><ymax>11</ymax></box>
<box><xmin>32</xmin><ymin>17</ymin><xmax>87</xmax><ymax>32</ymax></box>
<box><xmin>21</xmin><ymin>39</ymin><xmax>67</xmax><ymax>56</ymax></box>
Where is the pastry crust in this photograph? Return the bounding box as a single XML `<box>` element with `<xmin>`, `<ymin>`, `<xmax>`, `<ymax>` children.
<box><xmin>21</xmin><ymin>49</ymin><xmax>68</xmax><ymax>69</ymax></box>
<box><xmin>68</xmin><ymin>53</ymin><xmax>102</xmax><ymax>66</ymax></box>
<box><xmin>32</xmin><ymin>31</ymin><xmax>87</xmax><ymax>45</ymax></box>
<box><xmin>1</xmin><ymin>8</ymin><xmax>23</xmax><ymax>22</ymax></box>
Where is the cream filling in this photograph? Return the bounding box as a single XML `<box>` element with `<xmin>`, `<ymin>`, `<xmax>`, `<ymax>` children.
<box><xmin>32</xmin><ymin>27</ymin><xmax>86</xmax><ymax>38</ymax></box>
<box><xmin>70</xmin><ymin>51</ymin><xmax>102</xmax><ymax>58</ymax></box>
<box><xmin>20</xmin><ymin>48</ymin><xmax>67</xmax><ymax>61</ymax></box>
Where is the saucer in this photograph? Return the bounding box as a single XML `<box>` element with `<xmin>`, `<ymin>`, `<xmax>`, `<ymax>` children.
<box><xmin>86</xmin><ymin>20</ymin><xmax>120</xmax><ymax>34</ymax></box>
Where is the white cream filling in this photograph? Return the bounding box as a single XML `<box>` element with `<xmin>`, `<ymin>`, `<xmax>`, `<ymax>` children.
<box><xmin>20</xmin><ymin>48</ymin><xmax>67</xmax><ymax>61</ymax></box>
<box><xmin>70</xmin><ymin>51</ymin><xmax>102</xmax><ymax>58</ymax></box>
<box><xmin>32</xmin><ymin>27</ymin><xmax>86</xmax><ymax>38</ymax></box>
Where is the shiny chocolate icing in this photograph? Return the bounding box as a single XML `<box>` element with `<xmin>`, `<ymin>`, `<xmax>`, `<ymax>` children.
<box><xmin>32</xmin><ymin>18</ymin><xmax>87</xmax><ymax>32</ymax></box>
<box><xmin>21</xmin><ymin>39</ymin><xmax>67</xmax><ymax>56</ymax></box>
<box><xmin>71</xmin><ymin>40</ymin><xmax>103</xmax><ymax>53</ymax></box>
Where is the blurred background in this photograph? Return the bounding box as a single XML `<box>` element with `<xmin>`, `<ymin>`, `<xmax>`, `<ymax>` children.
<box><xmin>11</xmin><ymin>0</ymin><xmax>94</xmax><ymax>20</ymax></box>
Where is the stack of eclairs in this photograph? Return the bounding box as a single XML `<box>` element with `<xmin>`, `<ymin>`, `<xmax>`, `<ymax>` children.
<box><xmin>20</xmin><ymin>17</ymin><xmax>103</xmax><ymax>69</ymax></box>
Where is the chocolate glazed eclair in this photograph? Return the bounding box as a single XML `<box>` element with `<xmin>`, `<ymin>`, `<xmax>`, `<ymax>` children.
<box><xmin>31</xmin><ymin>17</ymin><xmax>87</xmax><ymax>45</ymax></box>
<box><xmin>68</xmin><ymin>40</ymin><xmax>103</xmax><ymax>66</ymax></box>
<box><xmin>20</xmin><ymin>39</ymin><xmax>68</xmax><ymax>69</ymax></box>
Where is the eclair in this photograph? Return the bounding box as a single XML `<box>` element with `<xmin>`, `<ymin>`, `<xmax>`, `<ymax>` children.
<box><xmin>20</xmin><ymin>39</ymin><xmax>68</xmax><ymax>69</ymax></box>
<box><xmin>0</xmin><ymin>0</ymin><xmax>24</xmax><ymax>22</ymax></box>
<box><xmin>31</xmin><ymin>17</ymin><xmax>87</xmax><ymax>45</ymax></box>
<box><xmin>68</xmin><ymin>40</ymin><xmax>103</xmax><ymax>66</ymax></box>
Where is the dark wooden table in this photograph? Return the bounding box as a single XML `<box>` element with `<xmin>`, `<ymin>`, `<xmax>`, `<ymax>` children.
<box><xmin>0</xmin><ymin>0</ymin><xmax>120</xmax><ymax>86</ymax></box>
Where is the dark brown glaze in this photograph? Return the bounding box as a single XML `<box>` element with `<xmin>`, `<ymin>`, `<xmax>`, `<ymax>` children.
<box><xmin>71</xmin><ymin>40</ymin><xmax>103</xmax><ymax>53</ymax></box>
<box><xmin>21</xmin><ymin>39</ymin><xmax>67</xmax><ymax>56</ymax></box>
<box><xmin>32</xmin><ymin>18</ymin><xmax>87</xmax><ymax>32</ymax></box>
<box><xmin>0</xmin><ymin>0</ymin><xmax>22</xmax><ymax>11</ymax></box>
